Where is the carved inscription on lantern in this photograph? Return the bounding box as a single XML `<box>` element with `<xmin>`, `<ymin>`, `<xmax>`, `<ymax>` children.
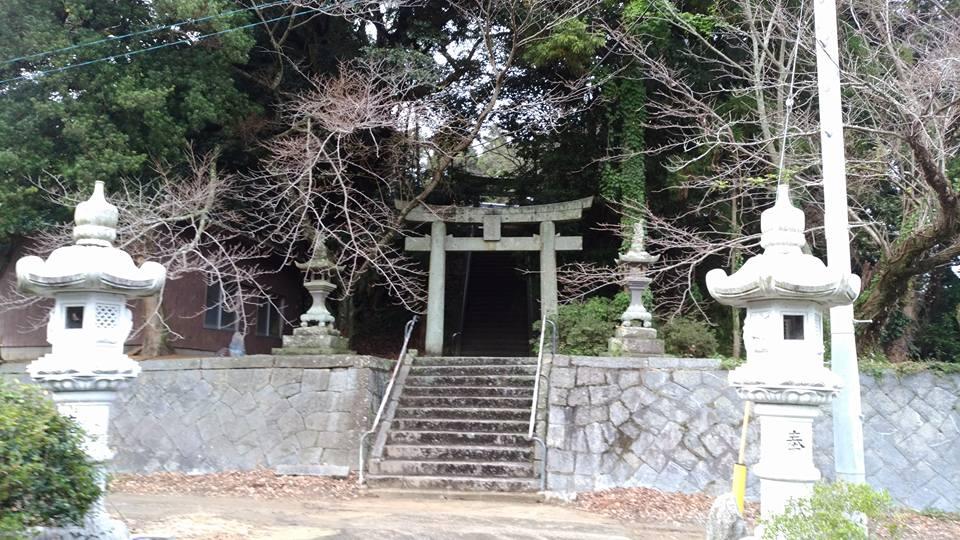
<box><xmin>786</xmin><ymin>430</ymin><xmax>806</xmax><ymax>451</ymax></box>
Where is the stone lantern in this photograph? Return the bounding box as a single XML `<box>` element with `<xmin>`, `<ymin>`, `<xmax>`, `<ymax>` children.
<box><xmin>274</xmin><ymin>231</ymin><xmax>350</xmax><ymax>355</ymax></box>
<box><xmin>16</xmin><ymin>181</ymin><xmax>166</xmax><ymax>539</ymax></box>
<box><xmin>609</xmin><ymin>221</ymin><xmax>665</xmax><ymax>356</ymax></box>
<box><xmin>706</xmin><ymin>184</ymin><xmax>860</xmax><ymax>523</ymax></box>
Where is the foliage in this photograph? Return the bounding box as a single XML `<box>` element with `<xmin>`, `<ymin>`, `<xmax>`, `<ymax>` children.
<box><xmin>0</xmin><ymin>380</ymin><xmax>100</xmax><ymax>536</ymax></box>
<box><xmin>761</xmin><ymin>481</ymin><xmax>900</xmax><ymax>540</ymax></box>
<box><xmin>912</xmin><ymin>269</ymin><xmax>960</xmax><ymax>362</ymax></box>
<box><xmin>717</xmin><ymin>355</ymin><xmax>744</xmax><ymax>370</ymax></box>
<box><xmin>0</xmin><ymin>0</ymin><xmax>258</xmax><ymax>239</ymax></box>
<box><xmin>661</xmin><ymin>316</ymin><xmax>718</xmax><ymax>357</ymax></box>
<box><xmin>859</xmin><ymin>353</ymin><xmax>960</xmax><ymax>379</ymax></box>
<box><xmin>600</xmin><ymin>74</ymin><xmax>647</xmax><ymax>218</ymax></box>
<box><xmin>523</xmin><ymin>18</ymin><xmax>605</xmax><ymax>74</ymax></box>
<box><xmin>535</xmin><ymin>293</ymin><xmax>629</xmax><ymax>356</ymax></box>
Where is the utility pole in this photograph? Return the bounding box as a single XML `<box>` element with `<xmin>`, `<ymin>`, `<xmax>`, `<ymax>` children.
<box><xmin>812</xmin><ymin>0</ymin><xmax>866</xmax><ymax>484</ymax></box>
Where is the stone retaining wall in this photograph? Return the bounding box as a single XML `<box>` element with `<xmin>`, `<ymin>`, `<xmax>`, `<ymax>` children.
<box><xmin>545</xmin><ymin>356</ymin><xmax>960</xmax><ymax>512</ymax></box>
<box><xmin>2</xmin><ymin>355</ymin><xmax>391</xmax><ymax>476</ymax></box>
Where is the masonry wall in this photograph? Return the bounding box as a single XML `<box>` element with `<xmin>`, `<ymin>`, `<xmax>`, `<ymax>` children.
<box><xmin>1</xmin><ymin>355</ymin><xmax>391</xmax><ymax>475</ymax></box>
<box><xmin>545</xmin><ymin>356</ymin><xmax>960</xmax><ymax>512</ymax></box>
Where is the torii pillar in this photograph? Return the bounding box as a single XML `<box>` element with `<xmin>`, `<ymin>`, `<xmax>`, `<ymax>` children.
<box><xmin>426</xmin><ymin>221</ymin><xmax>447</xmax><ymax>355</ymax></box>
<box><xmin>401</xmin><ymin>198</ymin><xmax>593</xmax><ymax>355</ymax></box>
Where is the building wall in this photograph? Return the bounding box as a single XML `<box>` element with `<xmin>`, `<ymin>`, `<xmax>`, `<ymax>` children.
<box><xmin>2</xmin><ymin>355</ymin><xmax>390</xmax><ymax>475</ymax></box>
<box><xmin>0</xmin><ymin>249</ymin><xmax>305</xmax><ymax>360</ymax></box>
<box><xmin>160</xmin><ymin>270</ymin><xmax>305</xmax><ymax>355</ymax></box>
<box><xmin>545</xmin><ymin>356</ymin><xmax>960</xmax><ymax>512</ymax></box>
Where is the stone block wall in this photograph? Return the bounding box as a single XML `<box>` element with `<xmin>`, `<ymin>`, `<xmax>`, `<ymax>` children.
<box><xmin>2</xmin><ymin>355</ymin><xmax>391</xmax><ymax>475</ymax></box>
<box><xmin>545</xmin><ymin>356</ymin><xmax>960</xmax><ymax>511</ymax></box>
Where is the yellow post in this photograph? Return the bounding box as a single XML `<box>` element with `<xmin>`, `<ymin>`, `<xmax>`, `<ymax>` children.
<box><xmin>732</xmin><ymin>401</ymin><xmax>752</xmax><ymax>514</ymax></box>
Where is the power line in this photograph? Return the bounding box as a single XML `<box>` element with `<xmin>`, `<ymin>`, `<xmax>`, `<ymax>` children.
<box><xmin>1</xmin><ymin>0</ymin><xmax>292</xmax><ymax>67</ymax></box>
<box><xmin>0</xmin><ymin>10</ymin><xmax>313</xmax><ymax>88</ymax></box>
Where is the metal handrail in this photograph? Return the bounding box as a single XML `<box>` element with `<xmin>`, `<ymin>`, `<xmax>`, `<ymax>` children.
<box><xmin>527</xmin><ymin>318</ymin><xmax>557</xmax><ymax>491</ymax></box>
<box><xmin>358</xmin><ymin>315</ymin><xmax>418</xmax><ymax>486</ymax></box>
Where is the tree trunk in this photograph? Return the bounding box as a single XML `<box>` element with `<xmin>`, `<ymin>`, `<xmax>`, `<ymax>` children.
<box><xmin>140</xmin><ymin>293</ymin><xmax>175</xmax><ymax>357</ymax></box>
<box><xmin>729</xmin><ymin>181</ymin><xmax>742</xmax><ymax>359</ymax></box>
<box><xmin>858</xmin><ymin>131</ymin><xmax>960</xmax><ymax>350</ymax></box>
<box><xmin>883</xmin><ymin>278</ymin><xmax>919</xmax><ymax>363</ymax></box>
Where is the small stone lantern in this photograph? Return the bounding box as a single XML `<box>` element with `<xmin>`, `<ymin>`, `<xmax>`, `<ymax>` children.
<box><xmin>274</xmin><ymin>231</ymin><xmax>350</xmax><ymax>355</ymax></box>
<box><xmin>609</xmin><ymin>221</ymin><xmax>665</xmax><ymax>356</ymax></box>
<box><xmin>16</xmin><ymin>181</ymin><xmax>166</xmax><ymax>539</ymax></box>
<box><xmin>706</xmin><ymin>184</ymin><xmax>860</xmax><ymax>523</ymax></box>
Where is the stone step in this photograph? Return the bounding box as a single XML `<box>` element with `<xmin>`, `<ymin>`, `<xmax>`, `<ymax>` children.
<box><xmin>361</xmin><ymin>488</ymin><xmax>545</xmax><ymax>503</ymax></box>
<box><xmin>457</xmin><ymin>350</ymin><xmax>531</xmax><ymax>358</ymax></box>
<box><xmin>376</xmin><ymin>459</ymin><xmax>534</xmax><ymax>478</ymax></box>
<box><xmin>366</xmin><ymin>475</ymin><xmax>539</xmax><ymax>492</ymax></box>
<box><xmin>399</xmin><ymin>395</ymin><xmax>533</xmax><ymax>408</ymax></box>
<box><xmin>415</xmin><ymin>357</ymin><xmax>537</xmax><ymax>367</ymax></box>
<box><xmin>403</xmin><ymin>386</ymin><xmax>534</xmax><ymax>398</ymax></box>
<box><xmin>405</xmin><ymin>375</ymin><xmax>535</xmax><ymax>387</ymax></box>
<box><xmin>410</xmin><ymin>365</ymin><xmax>538</xmax><ymax>376</ymax></box>
<box><xmin>391</xmin><ymin>418</ymin><xmax>528</xmax><ymax>433</ymax></box>
<box><xmin>382</xmin><ymin>444</ymin><xmax>533</xmax><ymax>462</ymax></box>
<box><xmin>394</xmin><ymin>407</ymin><xmax>530</xmax><ymax>421</ymax></box>
<box><xmin>387</xmin><ymin>430</ymin><xmax>530</xmax><ymax>447</ymax></box>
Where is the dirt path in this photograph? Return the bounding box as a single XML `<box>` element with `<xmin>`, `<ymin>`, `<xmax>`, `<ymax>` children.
<box><xmin>108</xmin><ymin>492</ymin><xmax>703</xmax><ymax>540</ymax></box>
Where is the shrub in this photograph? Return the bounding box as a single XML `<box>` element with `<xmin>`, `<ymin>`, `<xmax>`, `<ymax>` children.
<box><xmin>534</xmin><ymin>293</ymin><xmax>629</xmax><ymax>356</ymax></box>
<box><xmin>762</xmin><ymin>481</ymin><xmax>900</xmax><ymax>540</ymax></box>
<box><xmin>661</xmin><ymin>316</ymin><xmax>718</xmax><ymax>357</ymax></box>
<box><xmin>0</xmin><ymin>380</ymin><xmax>101</xmax><ymax>537</ymax></box>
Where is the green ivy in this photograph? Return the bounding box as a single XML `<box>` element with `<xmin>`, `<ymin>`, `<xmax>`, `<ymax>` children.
<box><xmin>601</xmin><ymin>75</ymin><xmax>647</xmax><ymax>211</ymax></box>
<box><xmin>859</xmin><ymin>356</ymin><xmax>960</xmax><ymax>379</ymax></box>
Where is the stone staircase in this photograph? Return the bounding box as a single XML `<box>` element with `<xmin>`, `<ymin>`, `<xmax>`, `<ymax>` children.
<box><xmin>366</xmin><ymin>356</ymin><xmax>541</xmax><ymax>491</ymax></box>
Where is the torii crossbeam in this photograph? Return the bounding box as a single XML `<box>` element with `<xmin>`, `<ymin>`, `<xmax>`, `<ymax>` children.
<box><xmin>400</xmin><ymin>197</ymin><xmax>593</xmax><ymax>355</ymax></box>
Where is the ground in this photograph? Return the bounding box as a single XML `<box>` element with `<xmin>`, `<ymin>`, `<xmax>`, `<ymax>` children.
<box><xmin>107</xmin><ymin>472</ymin><xmax>960</xmax><ymax>539</ymax></box>
<box><xmin>109</xmin><ymin>493</ymin><xmax>703</xmax><ymax>539</ymax></box>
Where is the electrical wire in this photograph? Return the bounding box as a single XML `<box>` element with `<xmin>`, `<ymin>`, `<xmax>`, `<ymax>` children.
<box><xmin>776</xmin><ymin>0</ymin><xmax>808</xmax><ymax>187</ymax></box>
<box><xmin>0</xmin><ymin>0</ymin><xmax>291</xmax><ymax>66</ymax></box>
<box><xmin>0</xmin><ymin>9</ymin><xmax>313</xmax><ymax>88</ymax></box>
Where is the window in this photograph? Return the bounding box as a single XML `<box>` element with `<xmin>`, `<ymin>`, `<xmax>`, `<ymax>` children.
<box><xmin>783</xmin><ymin>314</ymin><xmax>805</xmax><ymax>340</ymax></box>
<box><xmin>256</xmin><ymin>298</ymin><xmax>286</xmax><ymax>337</ymax></box>
<box><xmin>65</xmin><ymin>306</ymin><xmax>84</xmax><ymax>329</ymax></box>
<box><xmin>203</xmin><ymin>283</ymin><xmax>237</xmax><ymax>330</ymax></box>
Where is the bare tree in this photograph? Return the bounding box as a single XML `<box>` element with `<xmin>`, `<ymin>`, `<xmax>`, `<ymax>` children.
<box><xmin>251</xmin><ymin>0</ymin><xmax>604</xmax><ymax>312</ymax></box>
<box><xmin>8</xmin><ymin>150</ymin><xmax>274</xmax><ymax>357</ymax></box>
<box><xmin>605</xmin><ymin>0</ymin><xmax>960</xmax><ymax>359</ymax></box>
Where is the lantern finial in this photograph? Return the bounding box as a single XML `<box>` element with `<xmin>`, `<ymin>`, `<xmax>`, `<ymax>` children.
<box><xmin>759</xmin><ymin>183</ymin><xmax>805</xmax><ymax>255</ymax></box>
<box><xmin>73</xmin><ymin>181</ymin><xmax>119</xmax><ymax>247</ymax></box>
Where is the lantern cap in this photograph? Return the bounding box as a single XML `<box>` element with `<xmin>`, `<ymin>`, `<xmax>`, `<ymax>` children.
<box><xmin>618</xmin><ymin>220</ymin><xmax>660</xmax><ymax>265</ymax></box>
<box><xmin>16</xmin><ymin>182</ymin><xmax>165</xmax><ymax>298</ymax></box>
<box><xmin>706</xmin><ymin>184</ymin><xmax>860</xmax><ymax>308</ymax></box>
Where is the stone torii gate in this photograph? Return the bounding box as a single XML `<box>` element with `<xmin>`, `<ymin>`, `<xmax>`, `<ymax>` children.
<box><xmin>402</xmin><ymin>197</ymin><xmax>593</xmax><ymax>355</ymax></box>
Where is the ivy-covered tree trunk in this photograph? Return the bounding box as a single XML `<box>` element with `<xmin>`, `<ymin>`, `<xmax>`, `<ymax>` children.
<box><xmin>602</xmin><ymin>74</ymin><xmax>650</xmax><ymax>328</ymax></box>
<box><xmin>883</xmin><ymin>279</ymin><xmax>920</xmax><ymax>363</ymax></box>
<box><xmin>601</xmin><ymin>75</ymin><xmax>647</xmax><ymax>225</ymax></box>
<box><xmin>857</xmin><ymin>134</ymin><xmax>960</xmax><ymax>358</ymax></box>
